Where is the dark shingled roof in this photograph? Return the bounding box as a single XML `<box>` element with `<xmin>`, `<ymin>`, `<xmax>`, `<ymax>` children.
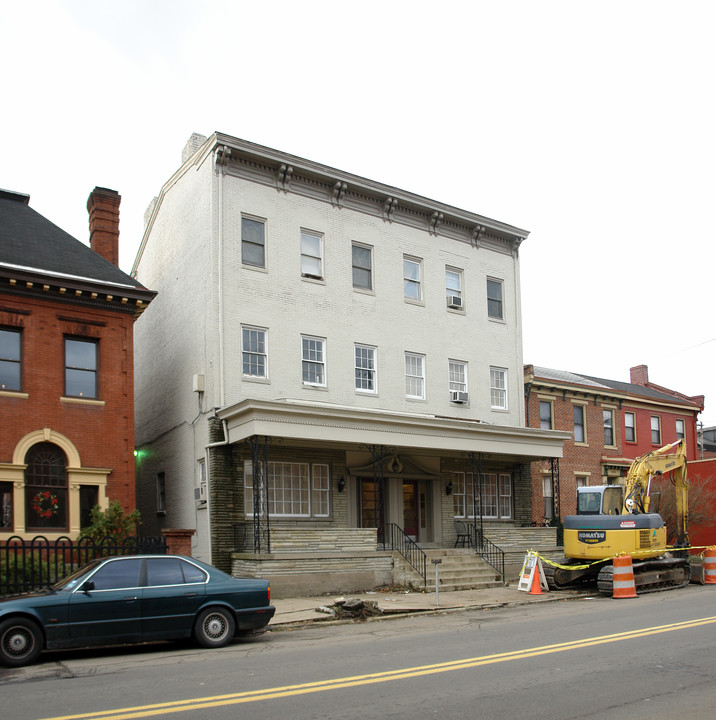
<box><xmin>0</xmin><ymin>189</ymin><xmax>145</xmax><ymax>290</ymax></box>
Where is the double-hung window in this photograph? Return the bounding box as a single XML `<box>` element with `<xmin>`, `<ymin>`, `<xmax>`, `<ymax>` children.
<box><xmin>302</xmin><ymin>336</ymin><xmax>326</xmax><ymax>386</ymax></box>
<box><xmin>487</xmin><ymin>278</ymin><xmax>504</xmax><ymax>320</ymax></box>
<box><xmin>452</xmin><ymin>471</ymin><xmax>512</xmax><ymax>520</ymax></box>
<box><xmin>625</xmin><ymin>412</ymin><xmax>636</xmax><ymax>442</ymax></box>
<box><xmin>65</xmin><ymin>338</ymin><xmax>98</xmax><ymax>398</ymax></box>
<box><xmin>403</xmin><ymin>257</ymin><xmax>422</xmax><ymax>301</ymax></box>
<box><xmin>540</xmin><ymin>400</ymin><xmax>553</xmax><ymax>429</ymax></box>
<box><xmin>603</xmin><ymin>409</ymin><xmax>615</xmax><ymax>446</ymax></box>
<box><xmin>405</xmin><ymin>352</ymin><xmax>425</xmax><ymax>399</ymax></box>
<box><xmin>651</xmin><ymin>416</ymin><xmax>661</xmax><ymax>445</ymax></box>
<box><xmin>675</xmin><ymin>419</ymin><xmax>685</xmax><ymax>440</ymax></box>
<box><xmin>352</xmin><ymin>244</ymin><xmax>372</xmax><ymax>290</ymax></box>
<box><xmin>242</xmin><ymin>326</ymin><xmax>267</xmax><ymax>378</ymax></box>
<box><xmin>241</xmin><ymin>216</ymin><xmax>266</xmax><ymax>268</ymax></box>
<box><xmin>490</xmin><ymin>367</ymin><xmax>507</xmax><ymax>409</ymax></box>
<box><xmin>449</xmin><ymin>360</ymin><xmax>467</xmax><ymax>393</ymax></box>
<box><xmin>574</xmin><ymin>404</ymin><xmax>586</xmax><ymax>443</ymax></box>
<box><xmin>300</xmin><ymin>230</ymin><xmax>323</xmax><ymax>278</ymax></box>
<box><xmin>0</xmin><ymin>328</ymin><xmax>22</xmax><ymax>391</ymax></box>
<box><xmin>355</xmin><ymin>344</ymin><xmax>377</xmax><ymax>393</ymax></box>
<box><xmin>446</xmin><ymin>268</ymin><xmax>463</xmax><ymax>308</ymax></box>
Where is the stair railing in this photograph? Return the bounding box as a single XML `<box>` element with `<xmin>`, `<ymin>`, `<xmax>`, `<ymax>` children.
<box><xmin>382</xmin><ymin>523</ymin><xmax>427</xmax><ymax>586</ymax></box>
<box><xmin>470</xmin><ymin>525</ymin><xmax>506</xmax><ymax>584</ymax></box>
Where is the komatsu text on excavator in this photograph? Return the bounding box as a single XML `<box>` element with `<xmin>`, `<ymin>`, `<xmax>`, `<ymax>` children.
<box><xmin>546</xmin><ymin>439</ymin><xmax>690</xmax><ymax>595</ymax></box>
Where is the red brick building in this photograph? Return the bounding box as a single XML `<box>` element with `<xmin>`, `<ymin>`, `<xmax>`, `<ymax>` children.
<box><xmin>523</xmin><ymin>364</ymin><xmax>704</xmax><ymax>523</ymax></box>
<box><xmin>0</xmin><ymin>188</ymin><xmax>155</xmax><ymax>540</ymax></box>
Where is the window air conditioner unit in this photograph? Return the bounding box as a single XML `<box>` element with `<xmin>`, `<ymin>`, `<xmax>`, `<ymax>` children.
<box><xmin>194</xmin><ymin>485</ymin><xmax>207</xmax><ymax>503</ymax></box>
<box><xmin>450</xmin><ymin>391</ymin><xmax>469</xmax><ymax>404</ymax></box>
<box><xmin>447</xmin><ymin>295</ymin><xmax>463</xmax><ymax>309</ymax></box>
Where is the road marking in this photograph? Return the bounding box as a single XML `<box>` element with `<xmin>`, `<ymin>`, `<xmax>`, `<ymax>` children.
<box><xmin>39</xmin><ymin>615</ymin><xmax>716</xmax><ymax>720</ymax></box>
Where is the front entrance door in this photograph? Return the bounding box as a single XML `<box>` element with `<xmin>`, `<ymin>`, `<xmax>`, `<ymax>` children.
<box><xmin>360</xmin><ymin>479</ymin><xmax>385</xmax><ymax>542</ymax></box>
<box><xmin>402</xmin><ymin>481</ymin><xmax>419</xmax><ymax>539</ymax></box>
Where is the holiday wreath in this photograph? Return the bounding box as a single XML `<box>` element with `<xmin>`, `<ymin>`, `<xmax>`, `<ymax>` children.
<box><xmin>32</xmin><ymin>490</ymin><xmax>59</xmax><ymax>519</ymax></box>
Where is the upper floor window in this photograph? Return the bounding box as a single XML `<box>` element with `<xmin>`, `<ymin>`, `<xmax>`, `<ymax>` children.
<box><xmin>405</xmin><ymin>352</ymin><xmax>425</xmax><ymax>399</ymax></box>
<box><xmin>675</xmin><ymin>419</ymin><xmax>685</xmax><ymax>440</ymax></box>
<box><xmin>403</xmin><ymin>257</ymin><xmax>422</xmax><ymax>301</ymax></box>
<box><xmin>242</xmin><ymin>326</ymin><xmax>267</xmax><ymax>378</ymax></box>
<box><xmin>300</xmin><ymin>230</ymin><xmax>323</xmax><ymax>279</ymax></box>
<box><xmin>449</xmin><ymin>360</ymin><xmax>468</xmax><ymax>393</ymax></box>
<box><xmin>490</xmin><ymin>367</ymin><xmax>507</xmax><ymax>409</ymax></box>
<box><xmin>355</xmin><ymin>344</ymin><xmax>377</xmax><ymax>393</ymax></box>
<box><xmin>487</xmin><ymin>278</ymin><xmax>504</xmax><ymax>320</ymax></box>
<box><xmin>651</xmin><ymin>416</ymin><xmax>661</xmax><ymax>445</ymax></box>
<box><xmin>540</xmin><ymin>400</ymin><xmax>553</xmax><ymax>430</ymax></box>
<box><xmin>603</xmin><ymin>409</ymin><xmax>615</xmax><ymax>446</ymax></box>
<box><xmin>625</xmin><ymin>412</ymin><xmax>636</xmax><ymax>442</ymax></box>
<box><xmin>0</xmin><ymin>328</ymin><xmax>21</xmax><ymax>391</ymax></box>
<box><xmin>573</xmin><ymin>404</ymin><xmax>586</xmax><ymax>443</ymax></box>
<box><xmin>241</xmin><ymin>216</ymin><xmax>266</xmax><ymax>268</ymax></box>
<box><xmin>352</xmin><ymin>244</ymin><xmax>373</xmax><ymax>290</ymax></box>
<box><xmin>65</xmin><ymin>338</ymin><xmax>98</xmax><ymax>398</ymax></box>
<box><xmin>446</xmin><ymin>268</ymin><xmax>463</xmax><ymax>308</ymax></box>
<box><xmin>302</xmin><ymin>336</ymin><xmax>326</xmax><ymax>386</ymax></box>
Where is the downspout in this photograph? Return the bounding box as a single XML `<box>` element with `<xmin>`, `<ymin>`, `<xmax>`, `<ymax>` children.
<box><xmin>215</xmin><ymin>145</ymin><xmax>231</xmax><ymax>408</ymax></box>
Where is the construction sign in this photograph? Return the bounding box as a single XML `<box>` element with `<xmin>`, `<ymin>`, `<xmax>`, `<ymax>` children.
<box><xmin>518</xmin><ymin>550</ymin><xmax>549</xmax><ymax>593</ymax></box>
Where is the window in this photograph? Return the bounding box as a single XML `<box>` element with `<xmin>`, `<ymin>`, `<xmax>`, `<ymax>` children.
<box><xmin>79</xmin><ymin>485</ymin><xmax>98</xmax><ymax>529</ymax></box>
<box><xmin>352</xmin><ymin>244</ymin><xmax>372</xmax><ymax>290</ymax></box>
<box><xmin>576</xmin><ymin>476</ymin><xmax>588</xmax><ymax>489</ymax></box>
<box><xmin>355</xmin><ymin>344</ymin><xmax>377</xmax><ymax>393</ymax></box>
<box><xmin>242</xmin><ymin>326</ymin><xmax>267</xmax><ymax>378</ymax></box>
<box><xmin>65</xmin><ymin>338</ymin><xmax>98</xmax><ymax>398</ymax></box>
<box><xmin>651</xmin><ymin>416</ymin><xmax>661</xmax><ymax>445</ymax></box>
<box><xmin>25</xmin><ymin>442</ymin><xmax>68</xmax><ymax>530</ymax></box>
<box><xmin>302</xmin><ymin>336</ymin><xmax>326</xmax><ymax>386</ymax></box>
<box><xmin>245</xmin><ymin>460</ymin><xmax>330</xmax><ymax>518</ymax></box>
<box><xmin>490</xmin><ymin>367</ymin><xmax>507</xmax><ymax>409</ymax></box>
<box><xmin>1</xmin><ymin>482</ymin><xmax>13</xmax><ymax>530</ymax></box>
<box><xmin>446</xmin><ymin>268</ymin><xmax>463</xmax><ymax>306</ymax></box>
<box><xmin>300</xmin><ymin>230</ymin><xmax>323</xmax><ymax>278</ymax></box>
<box><xmin>603</xmin><ymin>409</ymin><xmax>615</xmax><ymax>446</ymax></box>
<box><xmin>156</xmin><ymin>471</ymin><xmax>166</xmax><ymax>513</ymax></box>
<box><xmin>487</xmin><ymin>278</ymin><xmax>504</xmax><ymax>320</ymax></box>
<box><xmin>403</xmin><ymin>257</ymin><xmax>422</xmax><ymax>300</ymax></box>
<box><xmin>90</xmin><ymin>558</ymin><xmax>142</xmax><ymax>590</ymax></box>
<box><xmin>542</xmin><ymin>476</ymin><xmax>554</xmax><ymax>521</ymax></box>
<box><xmin>197</xmin><ymin>458</ymin><xmax>207</xmax><ymax>503</ymax></box>
<box><xmin>625</xmin><ymin>412</ymin><xmax>636</xmax><ymax>442</ymax></box>
<box><xmin>449</xmin><ymin>360</ymin><xmax>467</xmax><ymax>393</ymax></box>
<box><xmin>452</xmin><ymin>472</ymin><xmax>512</xmax><ymax>519</ymax></box>
<box><xmin>241</xmin><ymin>216</ymin><xmax>266</xmax><ymax>268</ymax></box>
<box><xmin>573</xmin><ymin>405</ymin><xmax>586</xmax><ymax>443</ymax></box>
<box><xmin>0</xmin><ymin>328</ymin><xmax>21</xmax><ymax>391</ymax></box>
<box><xmin>540</xmin><ymin>400</ymin><xmax>553</xmax><ymax>430</ymax></box>
<box><xmin>146</xmin><ymin>557</ymin><xmax>207</xmax><ymax>586</ymax></box>
<box><xmin>676</xmin><ymin>419</ymin><xmax>685</xmax><ymax>440</ymax></box>
<box><xmin>405</xmin><ymin>352</ymin><xmax>425</xmax><ymax>399</ymax></box>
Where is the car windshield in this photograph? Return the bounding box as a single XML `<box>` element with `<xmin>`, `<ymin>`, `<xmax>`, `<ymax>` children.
<box><xmin>52</xmin><ymin>559</ymin><xmax>104</xmax><ymax>591</ymax></box>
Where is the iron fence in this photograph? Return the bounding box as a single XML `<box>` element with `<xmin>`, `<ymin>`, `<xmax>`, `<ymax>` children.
<box><xmin>0</xmin><ymin>535</ymin><xmax>167</xmax><ymax>596</ymax></box>
<box><xmin>382</xmin><ymin>523</ymin><xmax>427</xmax><ymax>586</ymax></box>
<box><xmin>469</xmin><ymin>526</ymin><xmax>505</xmax><ymax>582</ymax></box>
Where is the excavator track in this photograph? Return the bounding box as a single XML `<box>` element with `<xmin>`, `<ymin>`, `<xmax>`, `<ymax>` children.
<box><xmin>596</xmin><ymin>556</ymin><xmax>691</xmax><ymax>596</ymax></box>
<box><xmin>543</xmin><ymin>560</ymin><xmax>606</xmax><ymax>590</ymax></box>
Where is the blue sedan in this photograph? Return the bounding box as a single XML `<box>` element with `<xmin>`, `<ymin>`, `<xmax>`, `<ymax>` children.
<box><xmin>0</xmin><ymin>555</ymin><xmax>275</xmax><ymax>667</ymax></box>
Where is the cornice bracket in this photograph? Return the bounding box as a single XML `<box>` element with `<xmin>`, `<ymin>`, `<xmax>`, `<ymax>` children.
<box><xmin>429</xmin><ymin>211</ymin><xmax>444</xmax><ymax>236</ymax></box>
<box><xmin>277</xmin><ymin>164</ymin><xmax>293</xmax><ymax>193</ymax></box>
<box><xmin>215</xmin><ymin>145</ymin><xmax>232</xmax><ymax>173</ymax></box>
<box><xmin>332</xmin><ymin>181</ymin><xmax>348</xmax><ymax>207</ymax></box>
<box><xmin>382</xmin><ymin>197</ymin><xmax>398</xmax><ymax>222</ymax></box>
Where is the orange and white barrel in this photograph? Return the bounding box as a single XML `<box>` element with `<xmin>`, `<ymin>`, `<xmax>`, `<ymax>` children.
<box><xmin>612</xmin><ymin>555</ymin><xmax>638</xmax><ymax>599</ymax></box>
<box><xmin>704</xmin><ymin>548</ymin><xmax>716</xmax><ymax>585</ymax></box>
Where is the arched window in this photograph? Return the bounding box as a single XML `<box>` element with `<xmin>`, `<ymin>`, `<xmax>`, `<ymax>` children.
<box><xmin>25</xmin><ymin>442</ymin><xmax>68</xmax><ymax>531</ymax></box>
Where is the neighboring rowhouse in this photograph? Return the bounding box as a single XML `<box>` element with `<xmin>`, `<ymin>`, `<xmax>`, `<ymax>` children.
<box><xmin>524</xmin><ymin>364</ymin><xmax>704</xmax><ymax>523</ymax></box>
<box><xmin>0</xmin><ymin>188</ymin><xmax>155</xmax><ymax>539</ymax></box>
<box><xmin>132</xmin><ymin>133</ymin><xmax>568</xmax><ymax>592</ymax></box>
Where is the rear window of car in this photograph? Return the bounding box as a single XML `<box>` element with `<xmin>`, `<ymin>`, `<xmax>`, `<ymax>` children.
<box><xmin>180</xmin><ymin>559</ymin><xmax>208</xmax><ymax>584</ymax></box>
<box><xmin>145</xmin><ymin>557</ymin><xmax>208</xmax><ymax>586</ymax></box>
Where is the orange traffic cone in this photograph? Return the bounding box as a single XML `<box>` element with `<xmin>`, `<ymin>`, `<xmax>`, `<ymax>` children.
<box><xmin>704</xmin><ymin>547</ymin><xmax>716</xmax><ymax>585</ymax></box>
<box><xmin>612</xmin><ymin>555</ymin><xmax>638</xmax><ymax>599</ymax></box>
<box><xmin>529</xmin><ymin>563</ymin><xmax>543</xmax><ymax>595</ymax></box>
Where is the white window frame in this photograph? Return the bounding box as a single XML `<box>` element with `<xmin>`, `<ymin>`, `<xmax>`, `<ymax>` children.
<box><xmin>449</xmin><ymin>360</ymin><xmax>468</xmax><ymax>394</ymax></box>
<box><xmin>302</xmin><ymin>335</ymin><xmax>326</xmax><ymax>387</ymax></box>
<box><xmin>241</xmin><ymin>326</ymin><xmax>268</xmax><ymax>379</ymax></box>
<box><xmin>446</xmin><ymin>267</ymin><xmax>463</xmax><ymax>305</ymax></box>
<box><xmin>539</xmin><ymin>399</ymin><xmax>553</xmax><ymax>430</ymax></box>
<box><xmin>603</xmin><ymin>409</ymin><xmax>615</xmax><ymax>447</ymax></box>
<box><xmin>573</xmin><ymin>403</ymin><xmax>586</xmax><ymax>443</ymax></box>
<box><xmin>241</xmin><ymin>215</ymin><xmax>266</xmax><ymax>269</ymax></box>
<box><xmin>355</xmin><ymin>344</ymin><xmax>377</xmax><ymax>394</ymax></box>
<box><xmin>675</xmin><ymin>418</ymin><xmax>685</xmax><ymax>440</ymax></box>
<box><xmin>486</xmin><ymin>278</ymin><xmax>504</xmax><ymax>320</ymax></box>
<box><xmin>651</xmin><ymin>415</ymin><xmax>661</xmax><ymax>445</ymax></box>
<box><xmin>625</xmin><ymin>411</ymin><xmax>636</xmax><ymax>443</ymax></box>
<box><xmin>490</xmin><ymin>367</ymin><xmax>508</xmax><ymax>410</ymax></box>
<box><xmin>405</xmin><ymin>352</ymin><xmax>426</xmax><ymax>399</ymax></box>
<box><xmin>352</xmin><ymin>243</ymin><xmax>373</xmax><ymax>291</ymax></box>
<box><xmin>542</xmin><ymin>474</ymin><xmax>554</xmax><ymax>521</ymax></box>
<box><xmin>300</xmin><ymin>229</ymin><xmax>323</xmax><ymax>279</ymax></box>
<box><xmin>403</xmin><ymin>256</ymin><xmax>422</xmax><ymax>301</ymax></box>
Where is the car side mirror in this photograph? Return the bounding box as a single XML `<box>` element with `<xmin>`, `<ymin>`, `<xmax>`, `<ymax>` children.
<box><xmin>81</xmin><ymin>580</ymin><xmax>95</xmax><ymax>593</ymax></box>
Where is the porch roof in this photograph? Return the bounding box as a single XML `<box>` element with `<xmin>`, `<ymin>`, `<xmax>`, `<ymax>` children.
<box><xmin>215</xmin><ymin>399</ymin><xmax>569</xmax><ymax>462</ymax></box>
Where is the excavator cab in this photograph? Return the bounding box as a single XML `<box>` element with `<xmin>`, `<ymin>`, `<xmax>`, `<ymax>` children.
<box><xmin>577</xmin><ymin>485</ymin><xmax>624</xmax><ymax>516</ymax></box>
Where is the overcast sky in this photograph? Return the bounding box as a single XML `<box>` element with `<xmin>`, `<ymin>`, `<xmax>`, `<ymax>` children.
<box><xmin>3</xmin><ymin>1</ymin><xmax>715</xmax><ymax>424</ymax></box>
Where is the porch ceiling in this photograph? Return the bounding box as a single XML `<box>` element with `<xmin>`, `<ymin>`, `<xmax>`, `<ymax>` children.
<box><xmin>216</xmin><ymin>399</ymin><xmax>569</xmax><ymax>462</ymax></box>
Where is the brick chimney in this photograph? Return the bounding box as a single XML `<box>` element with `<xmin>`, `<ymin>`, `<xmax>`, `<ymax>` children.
<box><xmin>630</xmin><ymin>365</ymin><xmax>649</xmax><ymax>386</ymax></box>
<box><xmin>87</xmin><ymin>187</ymin><xmax>120</xmax><ymax>266</ymax></box>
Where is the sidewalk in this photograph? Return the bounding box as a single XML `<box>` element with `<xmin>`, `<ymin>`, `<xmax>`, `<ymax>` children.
<box><xmin>270</xmin><ymin>584</ymin><xmax>595</xmax><ymax>627</ymax></box>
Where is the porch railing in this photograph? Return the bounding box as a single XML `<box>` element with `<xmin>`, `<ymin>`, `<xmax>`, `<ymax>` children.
<box><xmin>0</xmin><ymin>535</ymin><xmax>167</xmax><ymax>596</ymax></box>
<box><xmin>469</xmin><ymin>526</ymin><xmax>505</xmax><ymax>582</ymax></box>
<box><xmin>382</xmin><ymin>523</ymin><xmax>427</xmax><ymax>586</ymax></box>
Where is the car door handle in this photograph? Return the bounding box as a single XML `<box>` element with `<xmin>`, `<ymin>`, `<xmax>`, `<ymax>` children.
<box><xmin>184</xmin><ymin>592</ymin><xmax>198</xmax><ymax>598</ymax></box>
<box><xmin>123</xmin><ymin>596</ymin><xmax>138</xmax><ymax>602</ymax></box>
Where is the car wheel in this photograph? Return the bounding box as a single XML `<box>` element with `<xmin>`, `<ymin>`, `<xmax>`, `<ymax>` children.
<box><xmin>193</xmin><ymin>607</ymin><xmax>236</xmax><ymax>648</ymax></box>
<box><xmin>0</xmin><ymin>617</ymin><xmax>43</xmax><ymax>667</ymax></box>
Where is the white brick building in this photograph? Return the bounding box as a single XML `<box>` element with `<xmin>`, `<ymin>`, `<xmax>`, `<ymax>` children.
<box><xmin>132</xmin><ymin>133</ymin><xmax>567</xmax><ymax>594</ymax></box>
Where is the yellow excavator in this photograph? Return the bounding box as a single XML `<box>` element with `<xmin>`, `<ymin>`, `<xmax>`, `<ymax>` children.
<box><xmin>546</xmin><ymin>439</ymin><xmax>691</xmax><ymax>595</ymax></box>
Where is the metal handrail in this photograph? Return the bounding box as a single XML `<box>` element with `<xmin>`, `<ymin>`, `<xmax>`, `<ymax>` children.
<box><xmin>469</xmin><ymin>526</ymin><xmax>505</xmax><ymax>583</ymax></box>
<box><xmin>382</xmin><ymin>523</ymin><xmax>427</xmax><ymax>586</ymax></box>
